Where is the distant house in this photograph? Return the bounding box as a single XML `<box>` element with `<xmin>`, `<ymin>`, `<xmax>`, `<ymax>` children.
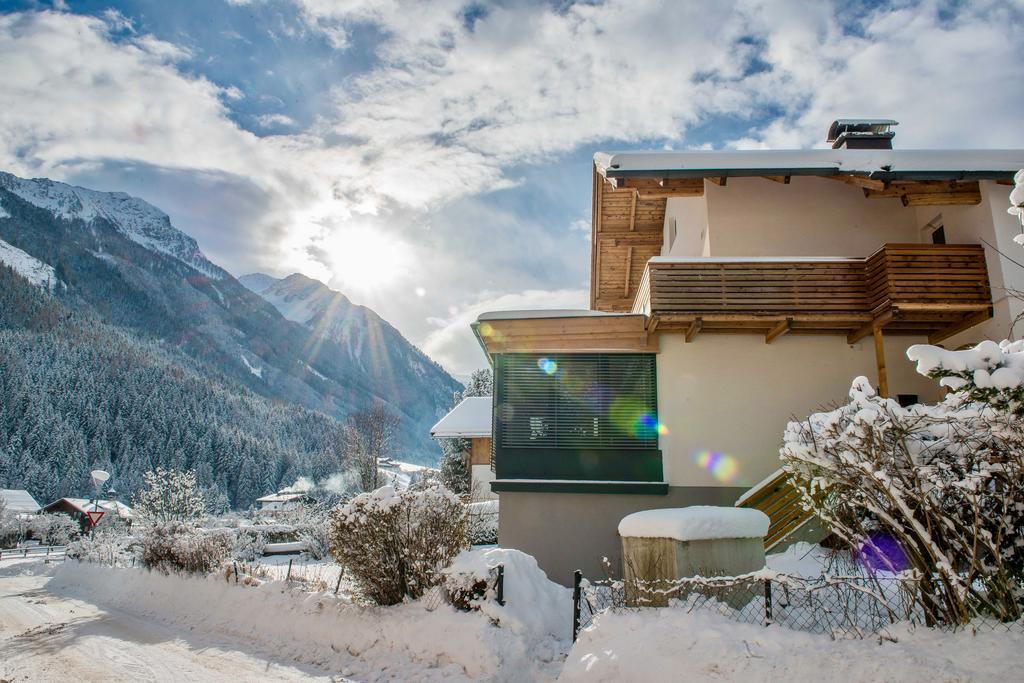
<box><xmin>42</xmin><ymin>498</ymin><xmax>133</xmax><ymax>530</ymax></box>
<box><xmin>430</xmin><ymin>396</ymin><xmax>496</xmax><ymax>501</ymax></box>
<box><xmin>1</xmin><ymin>489</ymin><xmax>41</xmax><ymax>519</ymax></box>
<box><xmin>255</xmin><ymin>490</ymin><xmax>312</xmax><ymax>513</ymax></box>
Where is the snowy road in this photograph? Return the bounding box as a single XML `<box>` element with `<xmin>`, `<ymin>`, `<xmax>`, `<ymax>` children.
<box><xmin>0</xmin><ymin>563</ymin><xmax>344</xmax><ymax>682</ymax></box>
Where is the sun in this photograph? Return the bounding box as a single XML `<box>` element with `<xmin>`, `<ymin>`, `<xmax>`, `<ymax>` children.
<box><xmin>325</xmin><ymin>225</ymin><xmax>412</xmax><ymax>291</ymax></box>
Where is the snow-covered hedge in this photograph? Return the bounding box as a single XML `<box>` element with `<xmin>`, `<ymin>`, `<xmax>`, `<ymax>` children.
<box><xmin>781</xmin><ymin>339</ymin><xmax>1024</xmax><ymax>624</ymax></box>
<box><xmin>27</xmin><ymin>513</ymin><xmax>79</xmax><ymax>546</ymax></box>
<box><xmin>328</xmin><ymin>483</ymin><xmax>468</xmax><ymax>605</ymax></box>
<box><xmin>140</xmin><ymin>521</ymin><xmax>233</xmax><ymax>574</ymax></box>
<box><xmin>466</xmin><ymin>499</ymin><xmax>498</xmax><ymax>545</ymax></box>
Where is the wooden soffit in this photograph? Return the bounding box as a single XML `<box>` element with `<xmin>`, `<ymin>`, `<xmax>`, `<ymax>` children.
<box><xmin>475</xmin><ymin>314</ymin><xmax>657</xmax><ymax>359</ymax></box>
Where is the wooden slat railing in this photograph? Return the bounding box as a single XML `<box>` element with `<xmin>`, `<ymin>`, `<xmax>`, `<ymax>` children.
<box><xmin>736</xmin><ymin>470</ymin><xmax>815</xmax><ymax>551</ymax></box>
<box><xmin>636</xmin><ymin>244</ymin><xmax>992</xmax><ymax>339</ymax></box>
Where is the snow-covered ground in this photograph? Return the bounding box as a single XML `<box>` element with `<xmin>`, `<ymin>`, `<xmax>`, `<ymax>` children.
<box><xmin>0</xmin><ymin>559</ymin><xmax>339</xmax><ymax>682</ymax></box>
<box><xmin>562</xmin><ymin>603</ymin><xmax>1024</xmax><ymax>682</ymax></box>
<box><xmin>1</xmin><ymin>549</ymin><xmax>569</xmax><ymax>682</ymax></box>
<box><xmin>0</xmin><ymin>237</ymin><xmax>58</xmax><ymax>290</ymax></box>
<box><xmin>378</xmin><ymin>459</ymin><xmax>434</xmax><ymax>489</ymax></box>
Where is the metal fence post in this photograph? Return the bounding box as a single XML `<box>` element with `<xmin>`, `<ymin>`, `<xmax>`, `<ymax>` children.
<box><xmin>334</xmin><ymin>570</ymin><xmax>344</xmax><ymax>595</ymax></box>
<box><xmin>286</xmin><ymin>558</ymin><xmax>293</xmax><ymax>581</ymax></box>
<box><xmin>572</xmin><ymin>569</ymin><xmax>582</xmax><ymax>643</ymax></box>
<box><xmin>496</xmin><ymin>564</ymin><xmax>505</xmax><ymax>606</ymax></box>
<box><xmin>764</xmin><ymin>578</ymin><xmax>773</xmax><ymax>626</ymax></box>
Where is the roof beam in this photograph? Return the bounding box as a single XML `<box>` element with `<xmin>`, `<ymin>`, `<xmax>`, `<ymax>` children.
<box><xmin>707</xmin><ymin>176</ymin><xmax>727</xmax><ymax>186</ymax></box>
<box><xmin>765</xmin><ymin>318</ymin><xmax>792</xmax><ymax>344</ymax></box>
<box><xmin>685</xmin><ymin>317</ymin><xmax>702</xmax><ymax>343</ymax></box>
<box><xmin>847</xmin><ymin>310</ymin><xmax>894</xmax><ymax>345</ymax></box>
<box><xmin>831</xmin><ymin>174</ymin><xmax>887</xmax><ymax>192</ymax></box>
<box><xmin>763</xmin><ymin>175</ymin><xmax>791</xmax><ymax>184</ymax></box>
<box><xmin>928</xmin><ymin>309</ymin><xmax>992</xmax><ymax>344</ymax></box>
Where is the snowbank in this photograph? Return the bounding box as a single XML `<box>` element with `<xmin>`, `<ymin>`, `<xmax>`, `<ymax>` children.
<box><xmin>618</xmin><ymin>506</ymin><xmax>769</xmax><ymax>541</ymax></box>
<box><xmin>445</xmin><ymin>547</ymin><xmax>570</xmax><ymax>641</ymax></box>
<box><xmin>561</xmin><ymin>604</ymin><xmax>1024</xmax><ymax>682</ymax></box>
<box><xmin>50</xmin><ymin>555</ymin><xmax>569</xmax><ymax>682</ymax></box>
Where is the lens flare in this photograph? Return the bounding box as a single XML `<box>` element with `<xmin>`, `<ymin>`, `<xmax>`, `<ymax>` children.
<box><xmin>692</xmin><ymin>450</ymin><xmax>739</xmax><ymax>483</ymax></box>
<box><xmin>857</xmin><ymin>533</ymin><xmax>909</xmax><ymax>573</ymax></box>
<box><xmin>537</xmin><ymin>358</ymin><xmax>558</xmax><ymax>375</ymax></box>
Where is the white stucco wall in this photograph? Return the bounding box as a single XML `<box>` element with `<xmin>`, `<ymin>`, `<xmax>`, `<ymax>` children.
<box><xmin>664</xmin><ymin>196</ymin><xmax>709</xmax><ymax>257</ymax></box>
<box><xmin>702</xmin><ymin>176</ymin><xmax>920</xmax><ymax>257</ymax></box>
<box><xmin>655</xmin><ymin>332</ymin><xmax>942</xmax><ymax>490</ymax></box>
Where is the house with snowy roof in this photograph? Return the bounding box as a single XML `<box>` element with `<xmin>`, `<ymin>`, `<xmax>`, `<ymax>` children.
<box><xmin>42</xmin><ymin>498</ymin><xmax>133</xmax><ymax>530</ymax></box>
<box><xmin>1</xmin><ymin>489</ymin><xmax>41</xmax><ymax>518</ymax></box>
<box><xmin>430</xmin><ymin>396</ymin><xmax>496</xmax><ymax>501</ymax></box>
<box><xmin>471</xmin><ymin>119</ymin><xmax>1024</xmax><ymax>583</ymax></box>
<box><xmin>256</xmin><ymin>489</ymin><xmax>314</xmax><ymax>513</ymax></box>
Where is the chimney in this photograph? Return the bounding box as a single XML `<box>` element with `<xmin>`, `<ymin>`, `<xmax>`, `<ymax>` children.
<box><xmin>827</xmin><ymin>119</ymin><xmax>898</xmax><ymax>150</ymax></box>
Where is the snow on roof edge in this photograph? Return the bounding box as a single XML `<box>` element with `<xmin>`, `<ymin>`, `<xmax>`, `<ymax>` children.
<box><xmin>477</xmin><ymin>309</ymin><xmax>641</xmax><ymax>322</ymax></box>
<box><xmin>431</xmin><ymin>396</ymin><xmax>492</xmax><ymax>438</ymax></box>
<box><xmin>594</xmin><ymin>149</ymin><xmax>1024</xmax><ymax>177</ymax></box>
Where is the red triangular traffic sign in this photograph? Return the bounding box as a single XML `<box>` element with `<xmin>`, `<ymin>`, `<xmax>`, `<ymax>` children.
<box><xmin>86</xmin><ymin>510</ymin><xmax>105</xmax><ymax>526</ymax></box>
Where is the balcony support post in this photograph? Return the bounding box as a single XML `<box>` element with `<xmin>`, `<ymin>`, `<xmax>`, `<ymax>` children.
<box><xmin>873</xmin><ymin>326</ymin><xmax>889</xmax><ymax>398</ymax></box>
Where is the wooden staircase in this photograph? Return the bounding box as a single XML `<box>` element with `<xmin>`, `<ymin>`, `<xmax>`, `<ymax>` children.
<box><xmin>736</xmin><ymin>469</ymin><xmax>815</xmax><ymax>551</ymax></box>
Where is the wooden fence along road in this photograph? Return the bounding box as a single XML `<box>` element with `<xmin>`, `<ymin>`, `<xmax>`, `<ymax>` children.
<box><xmin>0</xmin><ymin>545</ymin><xmax>67</xmax><ymax>562</ymax></box>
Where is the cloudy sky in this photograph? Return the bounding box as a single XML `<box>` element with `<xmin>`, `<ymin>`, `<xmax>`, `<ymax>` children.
<box><xmin>1</xmin><ymin>0</ymin><xmax>1023</xmax><ymax>378</ymax></box>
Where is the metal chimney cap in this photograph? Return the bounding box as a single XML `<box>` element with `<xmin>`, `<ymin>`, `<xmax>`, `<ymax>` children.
<box><xmin>827</xmin><ymin>119</ymin><xmax>899</xmax><ymax>142</ymax></box>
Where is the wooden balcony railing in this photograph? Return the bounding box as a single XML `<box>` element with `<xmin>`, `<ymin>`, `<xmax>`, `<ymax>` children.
<box><xmin>635</xmin><ymin>244</ymin><xmax>992</xmax><ymax>344</ymax></box>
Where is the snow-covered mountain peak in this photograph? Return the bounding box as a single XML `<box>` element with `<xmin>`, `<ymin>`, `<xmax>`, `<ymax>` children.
<box><xmin>240</xmin><ymin>272</ymin><xmax>354</xmax><ymax>327</ymax></box>
<box><xmin>0</xmin><ymin>171</ymin><xmax>224</xmax><ymax>279</ymax></box>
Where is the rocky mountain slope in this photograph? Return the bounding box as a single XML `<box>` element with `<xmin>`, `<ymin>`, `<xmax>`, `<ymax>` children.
<box><xmin>0</xmin><ymin>171</ymin><xmax>460</xmax><ymax>467</ymax></box>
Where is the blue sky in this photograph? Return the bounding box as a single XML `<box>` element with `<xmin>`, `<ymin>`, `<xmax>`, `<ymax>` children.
<box><xmin>0</xmin><ymin>0</ymin><xmax>1022</xmax><ymax>376</ymax></box>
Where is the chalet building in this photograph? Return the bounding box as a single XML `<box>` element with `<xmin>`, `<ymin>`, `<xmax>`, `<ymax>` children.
<box><xmin>1</xmin><ymin>489</ymin><xmax>41</xmax><ymax>519</ymax></box>
<box><xmin>430</xmin><ymin>396</ymin><xmax>496</xmax><ymax>501</ymax></box>
<box><xmin>472</xmin><ymin>120</ymin><xmax>1024</xmax><ymax>584</ymax></box>
<box><xmin>42</xmin><ymin>498</ymin><xmax>133</xmax><ymax>530</ymax></box>
<box><xmin>255</xmin><ymin>489</ymin><xmax>313</xmax><ymax>513</ymax></box>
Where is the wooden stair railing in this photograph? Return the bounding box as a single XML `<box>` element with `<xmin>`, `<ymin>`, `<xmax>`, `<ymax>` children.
<box><xmin>736</xmin><ymin>469</ymin><xmax>815</xmax><ymax>551</ymax></box>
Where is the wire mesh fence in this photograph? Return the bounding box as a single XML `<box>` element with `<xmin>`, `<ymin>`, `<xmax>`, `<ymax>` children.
<box><xmin>573</xmin><ymin>570</ymin><xmax>1024</xmax><ymax>642</ymax></box>
<box><xmin>423</xmin><ymin>563</ymin><xmax>505</xmax><ymax>612</ymax></box>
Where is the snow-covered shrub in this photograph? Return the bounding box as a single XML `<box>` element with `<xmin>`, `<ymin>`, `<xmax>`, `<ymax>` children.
<box><xmin>439</xmin><ymin>439</ymin><xmax>471</xmax><ymax>495</ymax></box>
<box><xmin>140</xmin><ymin>521</ymin><xmax>232</xmax><ymax>574</ymax></box>
<box><xmin>328</xmin><ymin>483</ymin><xmax>468</xmax><ymax>605</ymax></box>
<box><xmin>27</xmin><ymin>513</ymin><xmax>79</xmax><ymax>546</ymax></box>
<box><xmin>133</xmin><ymin>467</ymin><xmax>207</xmax><ymax>525</ymax></box>
<box><xmin>67</xmin><ymin>528</ymin><xmax>137</xmax><ymax>566</ymax></box>
<box><xmin>0</xmin><ymin>497</ymin><xmax>21</xmax><ymax>548</ymax></box>
<box><xmin>1009</xmin><ymin>169</ymin><xmax>1024</xmax><ymax>246</ymax></box>
<box><xmin>782</xmin><ymin>342</ymin><xmax>1024</xmax><ymax>624</ymax></box>
<box><xmin>278</xmin><ymin>501</ymin><xmax>334</xmax><ymax>560</ymax></box>
<box><xmin>908</xmin><ymin>339</ymin><xmax>1024</xmax><ymax>415</ymax></box>
<box><xmin>467</xmin><ymin>499</ymin><xmax>499</xmax><ymax>545</ymax></box>
<box><xmin>230</xmin><ymin>527</ymin><xmax>267</xmax><ymax>562</ymax></box>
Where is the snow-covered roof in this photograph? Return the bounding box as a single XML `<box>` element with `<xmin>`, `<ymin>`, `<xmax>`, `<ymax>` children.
<box><xmin>477</xmin><ymin>309</ymin><xmax>640</xmax><ymax>321</ymax></box>
<box><xmin>431</xmin><ymin>396</ymin><xmax>492</xmax><ymax>438</ymax></box>
<box><xmin>1</xmin><ymin>489</ymin><xmax>41</xmax><ymax>514</ymax></box>
<box><xmin>255</xmin><ymin>491</ymin><xmax>310</xmax><ymax>504</ymax></box>
<box><xmin>618</xmin><ymin>506</ymin><xmax>770</xmax><ymax>541</ymax></box>
<box><xmin>594</xmin><ymin>149</ymin><xmax>1024</xmax><ymax>180</ymax></box>
<box><xmin>46</xmin><ymin>498</ymin><xmax>133</xmax><ymax>518</ymax></box>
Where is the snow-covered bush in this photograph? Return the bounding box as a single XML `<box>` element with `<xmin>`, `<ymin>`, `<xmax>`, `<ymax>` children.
<box><xmin>467</xmin><ymin>499</ymin><xmax>499</xmax><ymax>545</ymax></box>
<box><xmin>230</xmin><ymin>527</ymin><xmax>267</xmax><ymax>562</ymax></box>
<box><xmin>328</xmin><ymin>483</ymin><xmax>468</xmax><ymax>605</ymax></box>
<box><xmin>0</xmin><ymin>497</ymin><xmax>21</xmax><ymax>548</ymax></box>
<box><xmin>67</xmin><ymin>528</ymin><xmax>137</xmax><ymax>566</ymax></box>
<box><xmin>279</xmin><ymin>501</ymin><xmax>333</xmax><ymax>560</ymax></box>
<box><xmin>133</xmin><ymin>467</ymin><xmax>207</xmax><ymax>525</ymax></box>
<box><xmin>140</xmin><ymin>521</ymin><xmax>232</xmax><ymax>574</ymax></box>
<box><xmin>781</xmin><ymin>340</ymin><xmax>1024</xmax><ymax>624</ymax></box>
<box><xmin>1009</xmin><ymin>169</ymin><xmax>1024</xmax><ymax>246</ymax></box>
<box><xmin>27</xmin><ymin>513</ymin><xmax>79</xmax><ymax>546</ymax></box>
<box><xmin>439</xmin><ymin>439</ymin><xmax>471</xmax><ymax>495</ymax></box>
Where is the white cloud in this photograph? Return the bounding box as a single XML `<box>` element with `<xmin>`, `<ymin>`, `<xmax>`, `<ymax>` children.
<box><xmin>421</xmin><ymin>287</ymin><xmax>590</xmax><ymax>377</ymax></box>
<box><xmin>1</xmin><ymin>1</ymin><xmax>1022</xmax><ymax>375</ymax></box>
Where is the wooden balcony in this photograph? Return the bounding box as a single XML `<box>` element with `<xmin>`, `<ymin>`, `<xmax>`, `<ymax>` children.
<box><xmin>635</xmin><ymin>244</ymin><xmax>992</xmax><ymax>344</ymax></box>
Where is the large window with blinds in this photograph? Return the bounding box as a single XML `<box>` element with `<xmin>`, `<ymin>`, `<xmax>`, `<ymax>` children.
<box><xmin>492</xmin><ymin>353</ymin><xmax>662</xmax><ymax>484</ymax></box>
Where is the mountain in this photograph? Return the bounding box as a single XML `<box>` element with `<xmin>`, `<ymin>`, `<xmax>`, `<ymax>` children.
<box><xmin>0</xmin><ymin>171</ymin><xmax>462</xmax><ymax>468</ymax></box>
<box><xmin>0</xmin><ymin>261</ymin><xmax>350</xmax><ymax>509</ymax></box>
<box><xmin>240</xmin><ymin>272</ymin><xmax>453</xmax><ymax>419</ymax></box>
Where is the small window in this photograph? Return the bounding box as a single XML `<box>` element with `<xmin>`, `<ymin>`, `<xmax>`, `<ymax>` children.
<box><xmin>897</xmin><ymin>394</ymin><xmax>919</xmax><ymax>407</ymax></box>
<box><xmin>930</xmin><ymin>225</ymin><xmax>946</xmax><ymax>245</ymax></box>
